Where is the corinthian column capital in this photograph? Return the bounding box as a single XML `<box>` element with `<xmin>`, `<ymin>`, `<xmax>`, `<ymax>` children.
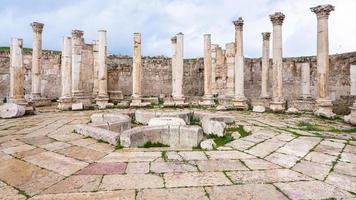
<box><xmin>311</xmin><ymin>4</ymin><xmax>334</xmax><ymax>19</ymax></box>
<box><xmin>270</xmin><ymin>12</ymin><xmax>285</xmax><ymax>25</ymax></box>
<box><xmin>31</xmin><ymin>22</ymin><xmax>44</xmax><ymax>33</ymax></box>
<box><xmin>233</xmin><ymin>17</ymin><xmax>244</xmax><ymax>31</ymax></box>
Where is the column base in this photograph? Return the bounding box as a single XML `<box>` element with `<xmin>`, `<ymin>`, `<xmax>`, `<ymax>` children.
<box><xmin>108</xmin><ymin>90</ymin><xmax>123</xmax><ymax>105</ymax></box>
<box><xmin>290</xmin><ymin>98</ymin><xmax>315</xmax><ymax>112</ymax></box>
<box><xmin>314</xmin><ymin>99</ymin><xmax>336</xmax><ymax>119</ymax></box>
<box><xmin>269</xmin><ymin>101</ymin><xmax>286</xmax><ymax>113</ymax></box>
<box><xmin>32</xmin><ymin>97</ymin><xmax>51</xmax><ymax>107</ymax></box>
<box><xmin>57</xmin><ymin>97</ymin><xmax>73</xmax><ymax>111</ymax></box>
<box><xmin>232</xmin><ymin>97</ymin><xmax>248</xmax><ymax>110</ymax></box>
<box><xmin>130</xmin><ymin>96</ymin><xmax>152</xmax><ymax>107</ymax></box>
<box><xmin>73</xmin><ymin>96</ymin><xmax>92</xmax><ymax>109</ymax></box>
<box><xmin>96</xmin><ymin>97</ymin><xmax>113</xmax><ymax>109</ymax></box>
<box><xmin>199</xmin><ymin>95</ymin><xmax>215</xmax><ymax>106</ymax></box>
<box><xmin>216</xmin><ymin>95</ymin><xmax>234</xmax><ymax>111</ymax></box>
<box><xmin>344</xmin><ymin>103</ymin><xmax>356</xmax><ymax>125</ymax></box>
<box><xmin>9</xmin><ymin>98</ymin><xmax>35</xmax><ymax>114</ymax></box>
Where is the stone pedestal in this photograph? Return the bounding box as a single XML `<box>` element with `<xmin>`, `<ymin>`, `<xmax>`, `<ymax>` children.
<box><xmin>58</xmin><ymin>37</ymin><xmax>73</xmax><ymax>110</ymax></box>
<box><xmin>269</xmin><ymin>12</ymin><xmax>286</xmax><ymax>112</ymax></box>
<box><xmin>232</xmin><ymin>17</ymin><xmax>248</xmax><ymax>110</ymax></box>
<box><xmin>200</xmin><ymin>34</ymin><xmax>215</xmax><ymax>106</ymax></box>
<box><xmin>95</xmin><ymin>30</ymin><xmax>109</xmax><ymax>109</ymax></box>
<box><xmin>344</xmin><ymin>102</ymin><xmax>356</xmax><ymax>125</ymax></box>
<box><xmin>108</xmin><ymin>90</ymin><xmax>123</xmax><ymax>105</ymax></box>
<box><xmin>311</xmin><ymin>4</ymin><xmax>335</xmax><ymax>118</ymax></box>
<box><xmin>260</xmin><ymin>32</ymin><xmax>271</xmax><ymax>98</ymax></box>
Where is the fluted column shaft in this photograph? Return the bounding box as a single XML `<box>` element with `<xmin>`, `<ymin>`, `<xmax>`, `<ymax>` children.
<box><xmin>260</xmin><ymin>32</ymin><xmax>271</xmax><ymax>98</ymax></box>
<box><xmin>31</xmin><ymin>22</ymin><xmax>44</xmax><ymax>99</ymax></box>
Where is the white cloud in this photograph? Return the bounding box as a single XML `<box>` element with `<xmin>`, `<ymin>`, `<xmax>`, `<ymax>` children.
<box><xmin>0</xmin><ymin>0</ymin><xmax>354</xmax><ymax>58</ymax></box>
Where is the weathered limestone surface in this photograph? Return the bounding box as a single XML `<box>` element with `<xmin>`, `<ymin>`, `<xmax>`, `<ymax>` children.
<box><xmin>311</xmin><ymin>4</ymin><xmax>336</xmax><ymax>118</ymax></box>
<box><xmin>135</xmin><ymin>110</ymin><xmax>191</xmax><ymax>125</ymax></box>
<box><xmin>75</xmin><ymin>124</ymin><xmax>121</xmax><ymax>145</ymax></box>
<box><xmin>232</xmin><ymin>17</ymin><xmax>248</xmax><ymax>109</ymax></box>
<box><xmin>200</xmin><ymin>34</ymin><xmax>215</xmax><ymax>106</ymax></box>
<box><xmin>95</xmin><ymin>30</ymin><xmax>109</xmax><ymax>108</ymax></box>
<box><xmin>58</xmin><ymin>37</ymin><xmax>72</xmax><ymax>110</ymax></box>
<box><xmin>0</xmin><ymin>103</ymin><xmax>25</xmax><ymax>118</ymax></box>
<box><xmin>260</xmin><ymin>32</ymin><xmax>271</xmax><ymax>98</ymax></box>
<box><xmin>269</xmin><ymin>12</ymin><xmax>286</xmax><ymax>112</ymax></box>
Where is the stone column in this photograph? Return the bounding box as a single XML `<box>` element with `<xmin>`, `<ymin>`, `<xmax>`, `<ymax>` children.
<box><xmin>30</xmin><ymin>22</ymin><xmax>44</xmax><ymax>100</ymax></box>
<box><xmin>232</xmin><ymin>17</ymin><xmax>248</xmax><ymax>109</ymax></box>
<box><xmin>260</xmin><ymin>32</ymin><xmax>271</xmax><ymax>98</ymax></box>
<box><xmin>130</xmin><ymin>33</ymin><xmax>149</xmax><ymax>107</ymax></box>
<box><xmin>173</xmin><ymin>33</ymin><xmax>185</xmax><ymax>104</ymax></box>
<box><xmin>92</xmin><ymin>40</ymin><xmax>99</xmax><ymax>97</ymax></box>
<box><xmin>58</xmin><ymin>37</ymin><xmax>72</xmax><ymax>110</ymax></box>
<box><xmin>71</xmin><ymin>30</ymin><xmax>84</xmax><ymax>98</ymax></box>
<box><xmin>311</xmin><ymin>4</ymin><xmax>335</xmax><ymax>118</ymax></box>
<box><xmin>9</xmin><ymin>38</ymin><xmax>27</xmax><ymax>106</ymax></box>
<box><xmin>225</xmin><ymin>42</ymin><xmax>235</xmax><ymax>97</ymax></box>
<box><xmin>211</xmin><ymin>44</ymin><xmax>217</xmax><ymax>95</ymax></box>
<box><xmin>95</xmin><ymin>30</ymin><xmax>109</xmax><ymax>109</ymax></box>
<box><xmin>301</xmin><ymin>62</ymin><xmax>312</xmax><ymax>99</ymax></box>
<box><xmin>269</xmin><ymin>12</ymin><xmax>286</xmax><ymax>112</ymax></box>
<box><xmin>171</xmin><ymin>36</ymin><xmax>177</xmax><ymax>98</ymax></box>
<box><xmin>200</xmin><ymin>34</ymin><xmax>215</xmax><ymax>105</ymax></box>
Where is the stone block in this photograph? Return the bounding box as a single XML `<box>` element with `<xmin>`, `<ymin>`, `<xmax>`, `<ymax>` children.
<box><xmin>200</xmin><ymin>139</ymin><xmax>216</xmax><ymax>150</ymax></box>
<box><xmin>71</xmin><ymin>103</ymin><xmax>83</xmax><ymax>110</ymax></box>
<box><xmin>135</xmin><ymin>110</ymin><xmax>191</xmax><ymax>125</ymax></box>
<box><xmin>148</xmin><ymin>117</ymin><xmax>186</xmax><ymax>126</ymax></box>
<box><xmin>75</xmin><ymin>124</ymin><xmax>120</xmax><ymax>145</ymax></box>
<box><xmin>201</xmin><ymin>117</ymin><xmax>226</xmax><ymax>136</ymax></box>
<box><xmin>179</xmin><ymin>125</ymin><xmax>203</xmax><ymax>148</ymax></box>
<box><xmin>252</xmin><ymin>105</ymin><xmax>265</xmax><ymax>113</ymax></box>
<box><xmin>0</xmin><ymin>103</ymin><xmax>25</xmax><ymax>118</ymax></box>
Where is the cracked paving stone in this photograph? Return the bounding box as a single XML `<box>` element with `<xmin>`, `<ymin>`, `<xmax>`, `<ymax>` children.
<box><xmin>242</xmin><ymin>158</ymin><xmax>281</xmax><ymax>170</ymax></box>
<box><xmin>276</xmin><ymin>137</ymin><xmax>321</xmax><ymax>158</ymax></box>
<box><xmin>333</xmin><ymin>161</ymin><xmax>356</xmax><ymax>176</ymax></box>
<box><xmin>0</xmin><ymin>181</ymin><xmax>27</xmax><ymax>200</ymax></box>
<box><xmin>304</xmin><ymin>151</ymin><xmax>337</xmax><ymax>165</ymax></box>
<box><xmin>205</xmin><ymin>150</ymin><xmax>254</xmax><ymax>160</ymax></box>
<box><xmin>99</xmin><ymin>151</ymin><xmax>161</xmax><ymax>162</ymax></box>
<box><xmin>178</xmin><ymin>151</ymin><xmax>208</xmax><ymax>161</ymax></box>
<box><xmin>125</xmin><ymin>162</ymin><xmax>149</xmax><ymax>174</ymax></box>
<box><xmin>1</xmin><ymin>144</ymin><xmax>36</xmax><ymax>154</ymax></box>
<box><xmin>245</xmin><ymin>139</ymin><xmax>286</xmax><ymax>158</ymax></box>
<box><xmin>340</xmin><ymin>152</ymin><xmax>356</xmax><ymax>163</ymax></box>
<box><xmin>56</xmin><ymin>146</ymin><xmax>107</xmax><ymax>163</ymax></box>
<box><xmin>225</xmin><ymin>139</ymin><xmax>255</xmax><ymax>151</ymax></box>
<box><xmin>30</xmin><ymin>190</ymin><xmax>135</xmax><ymax>200</ymax></box>
<box><xmin>274</xmin><ymin>180</ymin><xmax>353</xmax><ymax>200</ymax></box>
<box><xmin>76</xmin><ymin>162</ymin><xmax>126</xmax><ymax>175</ymax></box>
<box><xmin>40</xmin><ymin>141</ymin><xmax>72</xmax><ymax>151</ymax></box>
<box><xmin>325</xmin><ymin>172</ymin><xmax>356</xmax><ymax>193</ymax></box>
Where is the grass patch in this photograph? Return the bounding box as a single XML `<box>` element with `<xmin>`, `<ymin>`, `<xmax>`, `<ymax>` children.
<box><xmin>296</xmin><ymin>121</ymin><xmax>322</xmax><ymax>131</ymax></box>
<box><xmin>226</xmin><ymin>125</ymin><xmax>249</xmax><ymax>138</ymax></box>
<box><xmin>97</xmin><ymin>139</ymin><xmax>109</xmax><ymax>144</ymax></box>
<box><xmin>115</xmin><ymin>142</ymin><xmax>124</xmax><ymax>150</ymax></box>
<box><xmin>207</xmin><ymin>134</ymin><xmax>234</xmax><ymax>147</ymax></box>
<box><xmin>192</xmin><ymin>144</ymin><xmax>202</xmax><ymax>150</ymax></box>
<box><xmin>161</xmin><ymin>151</ymin><xmax>168</xmax><ymax>161</ymax></box>
<box><xmin>140</xmin><ymin>141</ymin><xmax>169</xmax><ymax>148</ymax></box>
<box><xmin>189</xmin><ymin>116</ymin><xmax>201</xmax><ymax>125</ymax></box>
<box><xmin>328</xmin><ymin>127</ymin><xmax>356</xmax><ymax>133</ymax></box>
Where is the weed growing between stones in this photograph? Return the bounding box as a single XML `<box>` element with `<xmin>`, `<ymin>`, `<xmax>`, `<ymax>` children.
<box><xmin>207</xmin><ymin>133</ymin><xmax>234</xmax><ymax>148</ymax></box>
<box><xmin>296</xmin><ymin>121</ymin><xmax>321</xmax><ymax>131</ymax></box>
<box><xmin>161</xmin><ymin>151</ymin><xmax>168</xmax><ymax>161</ymax></box>
<box><xmin>226</xmin><ymin>125</ymin><xmax>249</xmax><ymax>138</ymax></box>
<box><xmin>140</xmin><ymin>141</ymin><xmax>169</xmax><ymax>148</ymax></box>
<box><xmin>189</xmin><ymin>116</ymin><xmax>201</xmax><ymax>125</ymax></box>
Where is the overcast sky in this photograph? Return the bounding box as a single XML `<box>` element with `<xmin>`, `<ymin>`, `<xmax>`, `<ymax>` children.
<box><xmin>0</xmin><ymin>0</ymin><xmax>354</xmax><ymax>58</ymax></box>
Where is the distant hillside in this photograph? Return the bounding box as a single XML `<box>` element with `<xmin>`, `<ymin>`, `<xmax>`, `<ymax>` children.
<box><xmin>0</xmin><ymin>47</ymin><xmax>61</xmax><ymax>54</ymax></box>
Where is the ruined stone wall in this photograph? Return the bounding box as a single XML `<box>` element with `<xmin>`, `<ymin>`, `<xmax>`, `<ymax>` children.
<box><xmin>0</xmin><ymin>51</ymin><xmax>354</xmax><ymax>102</ymax></box>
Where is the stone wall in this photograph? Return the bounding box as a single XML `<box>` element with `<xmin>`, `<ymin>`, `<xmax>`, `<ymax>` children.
<box><xmin>0</xmin><ymin>51</ymin><xmax>354</xmax><ymax>103</ymax></box>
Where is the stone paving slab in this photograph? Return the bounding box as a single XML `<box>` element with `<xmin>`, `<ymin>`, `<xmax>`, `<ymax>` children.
<box><xmin>197</xmin><ymin>159</ymin><xmax>248</xmax><ymax>171</ymax></box>
<box><xmin>206</xmin><ymin>184</ymin><xmax>288</xmax><ymax>200</ymax></box>
<box><xmin>245</xmin><ymin>139</ymin><xmax>286</xmax><ymax>158</ymax></box>
<box><xmin>0</xmin><ymin>181</ymin><xmax>27</xmax><ymax>200</ymax></box>
<box><xmin>42</xmin><ymin>175</ymin><xmax>102</xmax><ymax>194</ymax></box>
<box><xmin>178</xmin><ymin>151</ymin><xmax>208</xmax><ymax>161</ymax></box>
<box><xmin>164</xmin><ymin>172</ymin><xmax>232</xmax><ymax>187</ymax></box>
<box><xmin>325</xmin><ymin>172</ymin><xmax>356</xmax><ymax>193</ymax></box>
<box><xmin>1</xmin><ymin>144</ymin><xmax>36</xmax><ymax>154</ymax></box>
<box><xmin>242</xmin><ymin>158</ymin><xmax>281</xmax><ymax>170</ymax></box>
<box><xmin>24</xmin><ymin>151</ymin><xmax>88</xmax><ymax>176</ymax></box>
<box><xmin>137</xmin><ymin>187</ymin><xmax>209</xmax><ymax>200</ymax></box>
<box><xmin>275</xmin><ymin>180</ymin><xmax>353</xmax><ymax>200</ymax></box>
<box><xmin>56</xmin><ymin>146</ymin><xmax>107</xmax><ymax>163</ymax></box>
<box><xmin>205</xmin><ymin>150</ymin><xmax>254</xmax><ymax>160</ymax></box>
<box><xmin>292</xmin><ymin>160</ymin><xmax>332</xmax><ymax>180</ymax></box>
<box><xmin>76</xmin><ymin>162</ymin><xmax>126</xmax><ymax>175</ymax></box>
<box><xmin>99</xmin><ymin>151</ymin><xmax>161</xmax><ymax>162</ymax></box>
<box><xmin>265</xmin><ymin>152</ymin><xmax>301</xmax><ymax>168</ymax></box>
<box><xmin>277</xmin><ymin>137</ymin><xmax>321</xmax><ymax>158</ymax></box>
<box><xmin>0</xmin><ymin>159</ymin><xmax>64</xmax><ymax>195</ymax></box>
<box><xmin>150</xmin><ymin>161</ymin><xmax>197</xmax><ymax>173</ymax></box>
<box><xmin>125</xmin><ymin>162</ymin><xmax>149</xmax><ymax>174</ymax></box>
<box><xmin>304</xmin><ymin>151</ymin><xmax>337</xmax><ymax>165</ymax></box>
<box><xmin>40</xmin><ymin>141</ymin><xmax>72</xmax><ymax>151</ymax></box>
<box><xmin>226</xmin><ymin>169</ymin><xmax>311</xmax><ymax>184</ymax></box>
<box><xmin>225</xmin><ymin>139</ymin><xmax>255</xmax><ymax>151</ymax></box>
<box><xmin>30</xmin><ymin>190</ymin><xmax>136</xmax><ymax>200</ymax></box>
<box><xmin>333</xmin><ymin>161</ymin><xmax>356</xmax><ymax>176</ymax></box>
<box><xmin>99</xmin><ymin>174</ymin><xmax>164</xmax><ymax>190</ymax></box>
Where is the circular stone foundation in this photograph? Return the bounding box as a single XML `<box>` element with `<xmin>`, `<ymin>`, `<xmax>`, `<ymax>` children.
<box><xmin>135</xmin><ymin>110</ymin><xmax>191</xmax><ymax>125</ymax></box>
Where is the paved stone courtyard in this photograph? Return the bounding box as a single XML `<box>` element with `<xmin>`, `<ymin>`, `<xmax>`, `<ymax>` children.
<box><xmin>0</xmin><ymin>107</ymin><xmax>355</xmax><ymax>200</ymax></box>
